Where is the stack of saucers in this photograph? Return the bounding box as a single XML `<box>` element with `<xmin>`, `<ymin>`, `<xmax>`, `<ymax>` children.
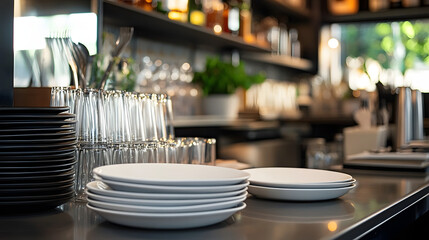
<box><xmin>244</xmin><ymin>168</ymin><xmax>356</xmax><ymax>201</ymax></box>
<box><xmin>0</xmin><ymin>107</ymin><xmax>77</xmax><ymax>212</ymax></box>
<box><xmin>86</xmin><ymin>163</ymin><xmax>249</xmax><ymax>229</ymax></box>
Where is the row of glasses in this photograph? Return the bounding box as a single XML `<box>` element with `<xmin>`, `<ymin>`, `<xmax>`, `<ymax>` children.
<box><xmin>130</xmin><ymin>138</ymin><xmax>216</xmax><ymax>165</ymax></box>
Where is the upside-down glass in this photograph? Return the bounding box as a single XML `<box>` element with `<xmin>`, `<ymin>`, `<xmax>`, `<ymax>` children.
<box><xmin>74</xmin><ymin>88</ymin><xmax>109</xmax><ymax>201</ymax></box>
<box><xmin>50</xmin><ymin>86</ymin><xmax>77</xmax><ymax>113</ymax></box>
<box><xmin>103</xmin><ymin>90</ymin><xmax>134</xmax><ymax>164</ymax></box>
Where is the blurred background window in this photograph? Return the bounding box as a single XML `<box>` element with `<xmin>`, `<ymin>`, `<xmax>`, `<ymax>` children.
<box><xmin>324</xmin><ymin>20</ymin><xmax>429</xmax><ymax>93</ymax></box>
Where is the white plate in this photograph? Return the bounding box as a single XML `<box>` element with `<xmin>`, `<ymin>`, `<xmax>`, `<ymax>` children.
<box><xmin>244</xmin><ymin>168</ymin><xmax>353</xmax><ymax>188</ymax></box>
<box><xmin>251</xmin><ymin>178</ymin><xmax>357</xmax><ymax>189</ymax></box>
<box><xmin>247</xmin><ymin>184</ymin><xmax>356</xmax><ymax>201</ymax></box>
<box><xmin>93</xmin><ymin>163</ymin><xmax>250</xmax><ymax>186</ymax></box>
<box><xmin>86</xmin><ymin>190</ymin><xmax>248</xmax><ymax>206</ymax></box>
<box><xmin>87</xmin><ymin>181</ymin><xmax>247</xmax><ymax>200</ymax></box>
<box><xmin>97</xmin><ymin>178</ymin><xmax>249</xmax><ymax>193</ymax></box>
<box><xmin>87</xmin><ymin>202</ymin><xmax>246</xmax><ymax>229</ymax></box>
<box><xmin>87</xmin><ymin>195</ymin><xmax>246</xmax><ymax>213</ymax></box>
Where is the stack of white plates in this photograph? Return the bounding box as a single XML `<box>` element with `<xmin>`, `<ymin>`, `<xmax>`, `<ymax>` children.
<box><xmin>86</xmin><ymin>163</ymin><xmax>249</xmax><ymax>229</ymax></box>
<box><xmin>244</xmin><ymin>168</ymin><xmax>356</xmax><ymax>201</ymax></box>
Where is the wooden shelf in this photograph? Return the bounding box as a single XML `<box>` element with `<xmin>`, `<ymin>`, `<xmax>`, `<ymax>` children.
<box><xmin>102</xmin><ymin>0</ymin><xmax>269</xmax><ymax>52</ymax></box>
<box><xmin>323</xmin><ymin>7</ymin><xmax>429</xmax><ymax>23</ymax></box>
<box><xmin>242</xmin><ymin>53</ymin><xmax>313</xmax><ymax>71</ymax></box>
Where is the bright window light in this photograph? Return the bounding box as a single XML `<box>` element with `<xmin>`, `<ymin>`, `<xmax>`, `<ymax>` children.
<box><xmin>14</xmin><ymin>12</ymin><xmax>97</xmax><ymax>54</ymax></box>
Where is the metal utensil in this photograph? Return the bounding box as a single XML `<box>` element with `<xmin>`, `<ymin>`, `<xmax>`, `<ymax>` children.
<box><xmin>71</xmin><ymin>42</ymin><xmax>88</xmax><ymax>89</ymax></box>
<box><xmin>99</xmin><ymin>27</ymin><xmax>134</xmax><ymax>90</ymax></box>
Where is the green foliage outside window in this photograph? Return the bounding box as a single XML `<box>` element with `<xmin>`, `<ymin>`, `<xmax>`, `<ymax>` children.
<box><xmin>341</xmin><ymin>20</ymin><xmax>429</xmax><ymax>73</ymax></box>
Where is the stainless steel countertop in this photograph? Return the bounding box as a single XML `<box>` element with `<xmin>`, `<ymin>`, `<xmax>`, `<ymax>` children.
<box><xmin>1</xmin><ymin>169</ymin><xmax>428</xmax><ymax>240</ymax></box>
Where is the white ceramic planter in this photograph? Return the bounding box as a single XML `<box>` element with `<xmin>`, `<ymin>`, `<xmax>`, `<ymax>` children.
<box><xmin>202</xmin><ymin>94</ymin><xmax>239</xmax><ymax>119</ymax></box>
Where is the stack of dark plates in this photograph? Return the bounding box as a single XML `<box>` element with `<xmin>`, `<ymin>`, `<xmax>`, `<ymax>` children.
<box><xmin>0</xmin><ymin>107</ymin><xmax>77</xmax><ymax>212</ymax></box>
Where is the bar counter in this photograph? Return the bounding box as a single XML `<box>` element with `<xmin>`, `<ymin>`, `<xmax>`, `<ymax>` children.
<box><xmin>1</xmin><ymin>169</ymin><xmax>428</xmax><ymax>240</ymax></box>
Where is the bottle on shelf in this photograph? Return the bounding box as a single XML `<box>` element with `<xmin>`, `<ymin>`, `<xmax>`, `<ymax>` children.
<box><xmin>368</xmin><ymin>0</ymin><xmax>389</xmax><ymax>12</ymax></box>
<box><xmin>154</xmin><ymin>0</ymin><xmax>169</xmax><ymax>14</ymax></box>
<box><xmin>289</xmin><ymin>28</ymin><xmax>300</xmax><ymax>58</ymax></box>
<box><xmin>222</xmin><ymin>1</ymin><xmax>230</xmax><ymax>33</ymax></box>
<box><xmin>278</xmin><ymin>24</ymin><xmax>288</xmax><ymax>56</ymax></box>
<box><xmin>401</xmin><ymin>0</ymin><xmax>419</xmax><ymax>7</ymax></box>
<box><xmin>136</xmin><ymin>0</ymin><xmax>154</xmax><ymax>11</ymax></box>
<box><xmin>205</xmin><ymin>0</ymin><xmax>224</xmax><ymax>34</ymax></box>
<box><xmin>327</xmin><ymin>0</ymin><xmax>359</xmax><ymax>15</ymax></box>
<box><xmin>167</xmin><ymin>0</ymin><xmax>189</xmax><ymax>22</ymax></box>
<box><xmin>239</xmin><ymin>0</ymin><xmax>254</xmax><ymax>43</ymax></box>
<box><xmin>227</xmin><ymin>0</ymin><xmax>240</xmax><ymax>35</ymax></box>
<box><xmin>188</xmin><ymin>0</ymin><xmax>206</xmax><ymax>25</ymax></box>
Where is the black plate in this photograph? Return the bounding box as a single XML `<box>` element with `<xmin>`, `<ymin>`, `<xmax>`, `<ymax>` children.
<box><xmin>0</xmin><ymin>178</ymin><xmax>74</xmax><ymax>189</ymax></box>
<box><xmin>0</xmin><ymin>140</ymin><xmax>76</xmax><ymax>150</ymax></box>
<box><xmin>0</xmin><ymin>183</ymin><xmax>74</xmax><ymax>196</ymax></box>
<box><xmin>0</xmin><ymin>156</ymin><xmax>75</xmax><ymax>167</ymax></box>
<box><xmin>0</xmin><ymin>131</ymin><xmax>75</xmax><ymax>140</ymax></box>
<box><xmin>0</xmin><ymin>120</ymin><xmax>77</xmax><ymax>129</ymax></box>
<box><xmin>0</xmin><ymin>107</ymin><xmax>69</xmax><ymax>115</ymax></box>
<box><xmin>0</xmin><ymin>190</ymin><xmax>74</xmax><ymax>201</ymax></box>
<box><xmin>0</xmin><ymin>151</ymin><xmax>75</xmax><ymax>160</ymax></box>
<box><xmin>0</xmin><ymin>113</ymin><xmax>75</xmax><ymax>121</ymax></box>
<box><xmin>0</xmin><ymin>136</ymin><xmax>76</xmax><ymax>145</ymax></box>
<box><xmin>0</xmin><ymin>170</ymin><xmax>74</xmax><ymax>184</ymax></box>
<box><xmin>0</xmin><ymin>165</ymin><xmax>74</xmax><ymax>177</ymax></box>
<box><xmin>0</xmin><ymin>127</ymin><xmax>74</xmax><ymax>134</ymax></box>
<box><xmin>0</xmin><ymin>146</ymin><xmax>75</xmax><ymax>156</ymax></box>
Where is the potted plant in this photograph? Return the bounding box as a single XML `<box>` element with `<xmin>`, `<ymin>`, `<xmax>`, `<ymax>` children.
<box><xmin>192</xmin><ymin>57</ymin><xmax>265</xmax><ymax>118</ymax></box>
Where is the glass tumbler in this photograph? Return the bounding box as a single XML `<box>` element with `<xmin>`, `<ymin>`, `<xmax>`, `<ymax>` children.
<box><xmin>74</xmin><ymin>88</ymin><xmax>109</xmax><ymax>201</ymax></box>
<box><xmin>50</xmin><ymin>86</ymin><xmax>77</xmax><ymax>113</ymax></box>
<box><xmin>306</xmin><ymin>138</ymin><xmax>327</xmax><ymax>169</ymax></box>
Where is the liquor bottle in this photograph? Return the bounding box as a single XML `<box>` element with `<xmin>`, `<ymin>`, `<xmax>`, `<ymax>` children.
<box><xmin>228</xmin><ymin>0</ymin><xmax>240</xmax><ymax>35</ymax></box>
<box><xmin>222</xmin><ymin>1</ymin><xmax>230</xmax><ymax>33</ymax></box>
<box><xmin>155</xmin><ymin>0</ymin><xmax>169</xmax><ymax>14</ymax></box>
<box><xmin>205</xmin><ymin>0</ymin><xmax>224</xmax><ymax>34</ymax></box>
<box><xmin>289</xmin><ymin>28</ymin><xmax>300</xmax><ymax>58</ymax></box>
<box><xmin>188</xmin><ymin>0</ymin><xmax>206</xmax><ymax>25</ymax></box>
<box><xmin>239</xmin><ymin>0</ymin><xmax>253</xmax><ymax>42</ymax></box>
<box><xmin>168</xmin><ymin>0</ymin><xmax>189</xmax><ymax>22</ymax></box>
<box><xmin>136</xmin><ymin>0</ymin><xmax>154</xmax><ymax>11</ymax></box>
<box><xmin>368</xmin><ymin>0</ymin><xmax>389</xmax><ymax>12</ymax></box>
<box><xmin>401</xmin><ymin>0</ymin><xmax>419</xmax><ymax>7</ymax></box>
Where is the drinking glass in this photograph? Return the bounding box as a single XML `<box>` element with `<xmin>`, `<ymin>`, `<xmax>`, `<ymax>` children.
<box><xmin>50</xmin><ymin>86</ymin><xmax>77</xmax><ymax>113</ymax></box>
<box><xmin>141</xmin><ymin>93</ymin><xmax>159</xmax><ymax>141</ymax></box>
<box><xmin>188</xmin><ymin>138</ymin><xmax>206</xmax><ymax>165</ymax></box>
<box><xmin>172</xmin><ymin>138</ymin><xmax>190</xmax><ymax>164</ymax></box>
<box><xmin>103</xmin><ymin>90</ymin><xmax>131</xmax><ymax>144</ymax></box>
<box><xmin>306</xmin><ymin>138</ymin><xmax>327</xmax><ymax>169</ymax></box>
<box><xmin>74</xmin><ymin>88</ymin><xmax>109</xmax><ymax>201</ymax></box>
<box><xmin>103</xmin><ymin>90</ymin><xmax>133</xmax><ymax>164</ymax></box>
<box><xmin>204</xmin><ymin>138</ymin><xmax>216</xmax><ymax>165</ymax></box>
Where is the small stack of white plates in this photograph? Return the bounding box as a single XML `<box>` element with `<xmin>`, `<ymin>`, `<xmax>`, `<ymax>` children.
<box><xmin>244</xmin><ymin>168</ymin><xmax>356</xmax><ymax>201</ymax></box>
<box><xmin>86</xmin><ymin>163</ymin><xmax>249</xmax><ymax>229</ymax></box>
